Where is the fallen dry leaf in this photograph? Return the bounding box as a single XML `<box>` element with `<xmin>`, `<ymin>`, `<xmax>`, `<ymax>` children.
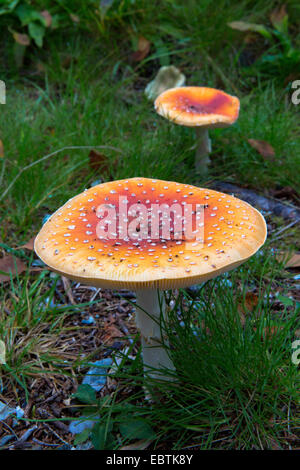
<box><xmin>132</xmin><ymin>36</ymin><xmax>151</xmax><ymax>62</ymax></box>
<box><xmin>46</xmin><ymin>127</ymin><xmax>55</xmax><ymax>136</ymax></box>
<box><xmin>89</xmin><ymin>149</ymin><xmax>111</xmax><ymax>173</ymax></box>
<box><xmin>248</xmin><ymin>139</ymin><xmax>275</xmax><ymax>160</ymax></box>
<box><xmin>0</xmin><ymin>139</ymin><xmax>4</xmax><ymax>158</ymax></box>
<box><xmin>270</xmin><ymin>4</ymin><xmax>287</xmax><ymax>30</ymax></box>
<box><xmin>0</xmin><ymin>255</ymin><xmax>27</xmax><ymax>283</ymax></box>
<box><xmin>228</xmin><ymin>21</ymin><xmax>271</xmax><ymax>38</ymax></box>
<box><xmin>35</xmin><ymin>61</ymin><xmax>46</xmax><ymax>75</ymax></box>
<box><xmin>102</xmin><ymin>320</ymin><xmax>123</xmax><ymax>345</ymax></box>
<box><xmin>70</xmin><ymin>13</ymin><xmax>80</xmax><ymax>23</ymax></box>
<box><xmin>238</xmin><ymin>292</ymin><xmax>259</xmax><ymax>326</ymax></box>
<box><xmin>12</xmin><ymin>31</ymin><xmax>30</xmax><ymax>46</ymax></box>
<box><xmin>228</xmin><ymin>21</ymin><xmax>260</xmax><ymax>32</ymax></box>
<box><xmin>41</xmin><ymin>10</ymin><xmax>52</xmax><ymax>28</ymax></box>
<box><xmin>243</xmin><ymin>32</ymin><xmax>260</xmax><ymax>44</ymax></box>
<box><xmin>253</xmin><ymin>326</ymin><xmax>281</xmax><ymax>340</ymax></box>
<box><xmin>244</xmin><ymin>292</ymin><xmax>259</xmax><ymax>311</ymax></box>
<box><xmin>17</xmin><ymin>236</ymin><xmax>36</xmax><ymax>251</ymax></box>
<box><xmin>276</xmin><ymin>251</ymin><xmax>300</xmax><ymax>269</ymax></box>
<box><xmin>285</xmin><ymin>253</ymin><xmax>300</xmax><ymax>268</ymax></box>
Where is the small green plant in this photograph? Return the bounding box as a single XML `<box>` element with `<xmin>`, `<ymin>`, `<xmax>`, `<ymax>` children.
<box><xmin>0</xmin><ymin>1</ymin><xmax>73</xmax><ymax>67</ymax></box>
<box><xmin>1</xmin><ymin>1</ymin><xmax>57</xmax><ymax>46</ymax></box>
<box><xmin>69</xmin><ymin>258</ymin><xmax>300</xmax><ymax>450</ymax></box>
<box><xmin>71</xmin><ymin>383</ymin><xmax>156</xmax><ymax>449</ymax></box>
<box><xmin>229</xmin><ymin>6</ymin><xmax>300</xmax><ymax>80</ymax></box>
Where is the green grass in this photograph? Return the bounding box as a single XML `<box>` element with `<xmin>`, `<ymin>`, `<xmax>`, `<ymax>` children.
<box><xmin>1</xmin><ymin>252</ymin><xmax>298</xmax><ymax>449</ymax></box>
<box><xmin>1</xmin><ymin>68</ymin><xmax>299</xmax><ymax>241</ymax></box>
<box><xmin>59</xmin><ymin>253</ymin><xmax>300</xmax><ymax>450</ymax></box>
<box><xmin>0</xmin><ymin>0</ymin><xmax>299</xmax><ymax>450</ymax></box>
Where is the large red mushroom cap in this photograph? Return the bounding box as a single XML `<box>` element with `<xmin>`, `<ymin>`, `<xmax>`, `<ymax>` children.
<box><xmin>34</xmin><ymin>177</ymin><xmax>266</xmax><ymax>290</ymax></box>
<box><xmin>154</xmin><ymin>87</ymin><xmax>240</xmax><ymax>128</ymax></box>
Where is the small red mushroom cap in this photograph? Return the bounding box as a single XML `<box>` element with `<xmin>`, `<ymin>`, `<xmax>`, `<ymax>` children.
<box><xmin>34</xmin><ymin>177</ymin><xmax>266</xmax><ymax>290</ymax></box>
<box><xmin>154</xmin><ymin>87</ymin><xmax>240</xmax><ymax>128</ymax></box>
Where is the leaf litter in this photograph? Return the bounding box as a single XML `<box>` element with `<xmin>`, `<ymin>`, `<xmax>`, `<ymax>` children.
<box><xmin>0</xmin><ymin>275</ymin><xmax>138</xmax><ymax>449</ymax></box>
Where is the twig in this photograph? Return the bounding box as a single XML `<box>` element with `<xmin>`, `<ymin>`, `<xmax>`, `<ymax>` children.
<box><xmin>62</xmin><ymin>276</ymin><xmax>76</xmax><ymax>305</ymax></box>
<box><xmin>0</xmin><ymin>420</ymin><xmax>19</xmax><ymax>439</ymax></box>
<box><xmin>271</xmin><ymin>219</ymin><xmax>299</xmax><ymax>242</ymax></box>
<box><xmin>43</xmin><ymin>423</ymin><xmax>70</xmax><ymax>446</ymax></box>
<box><xmin>10</xmin><ymin>426</ymin><xmax>37</xmax><ymax>448</ymax></box>
<box><xmin>90</xmin><ymin>288</ymin><xmax>101</xmax><ymax>303</ymax></box>
<box><xmin>32</xmin><ymin>438</ymin><xmax>61</xmax><ymax>447</ymax></box>
<box><xmin>18</xmin><ymin>426</ymin><xmax>37</xmax><ymax>443</ymax></box>
<box><xmin>0</xmin><ymin>145</ymin><xmax>123</xmax><ymax>202</ymax></box>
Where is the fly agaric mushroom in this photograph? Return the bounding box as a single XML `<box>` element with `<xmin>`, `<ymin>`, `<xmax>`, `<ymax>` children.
<box><xmin>145</xmin><ymin>65</ymin><xmax>186</xmax><ymax>102</ymax></box>
<box><xmin>154</xmin><ymin>87</ymin><xmax>240</xmax><ymax>174</ymax></box>
<box><xmin>34</xmin><ymin>177</ymin><xmax>266</xmax><ymax>381</ymax></box>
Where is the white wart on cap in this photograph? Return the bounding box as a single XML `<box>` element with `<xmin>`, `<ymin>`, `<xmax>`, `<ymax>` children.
<box><xmin>34</xmin><ymin>177</ymin><xmax>267</xmax><ymax>289</ymax></box>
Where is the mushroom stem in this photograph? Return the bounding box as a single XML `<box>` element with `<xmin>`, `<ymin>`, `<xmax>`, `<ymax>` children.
<box><xmin>135</xmin><ymin>289</ymin><xmax>175</xmax><ymax>380</ymax></box>
<box><xmin>195</xmin><ymin>127</ymin><xmax>211</xmax><ymax>174</ymax></box>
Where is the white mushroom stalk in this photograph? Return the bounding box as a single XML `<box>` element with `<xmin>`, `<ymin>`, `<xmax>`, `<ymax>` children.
<box><xmin>195</xmin><ymin>127</ymin><xmax>212</xmax><ymax>174</ymax></box>
<box><xmin>135</xmin><ymin>289</ymin><xmax>175</xmax><ymax>380</ymax></box>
